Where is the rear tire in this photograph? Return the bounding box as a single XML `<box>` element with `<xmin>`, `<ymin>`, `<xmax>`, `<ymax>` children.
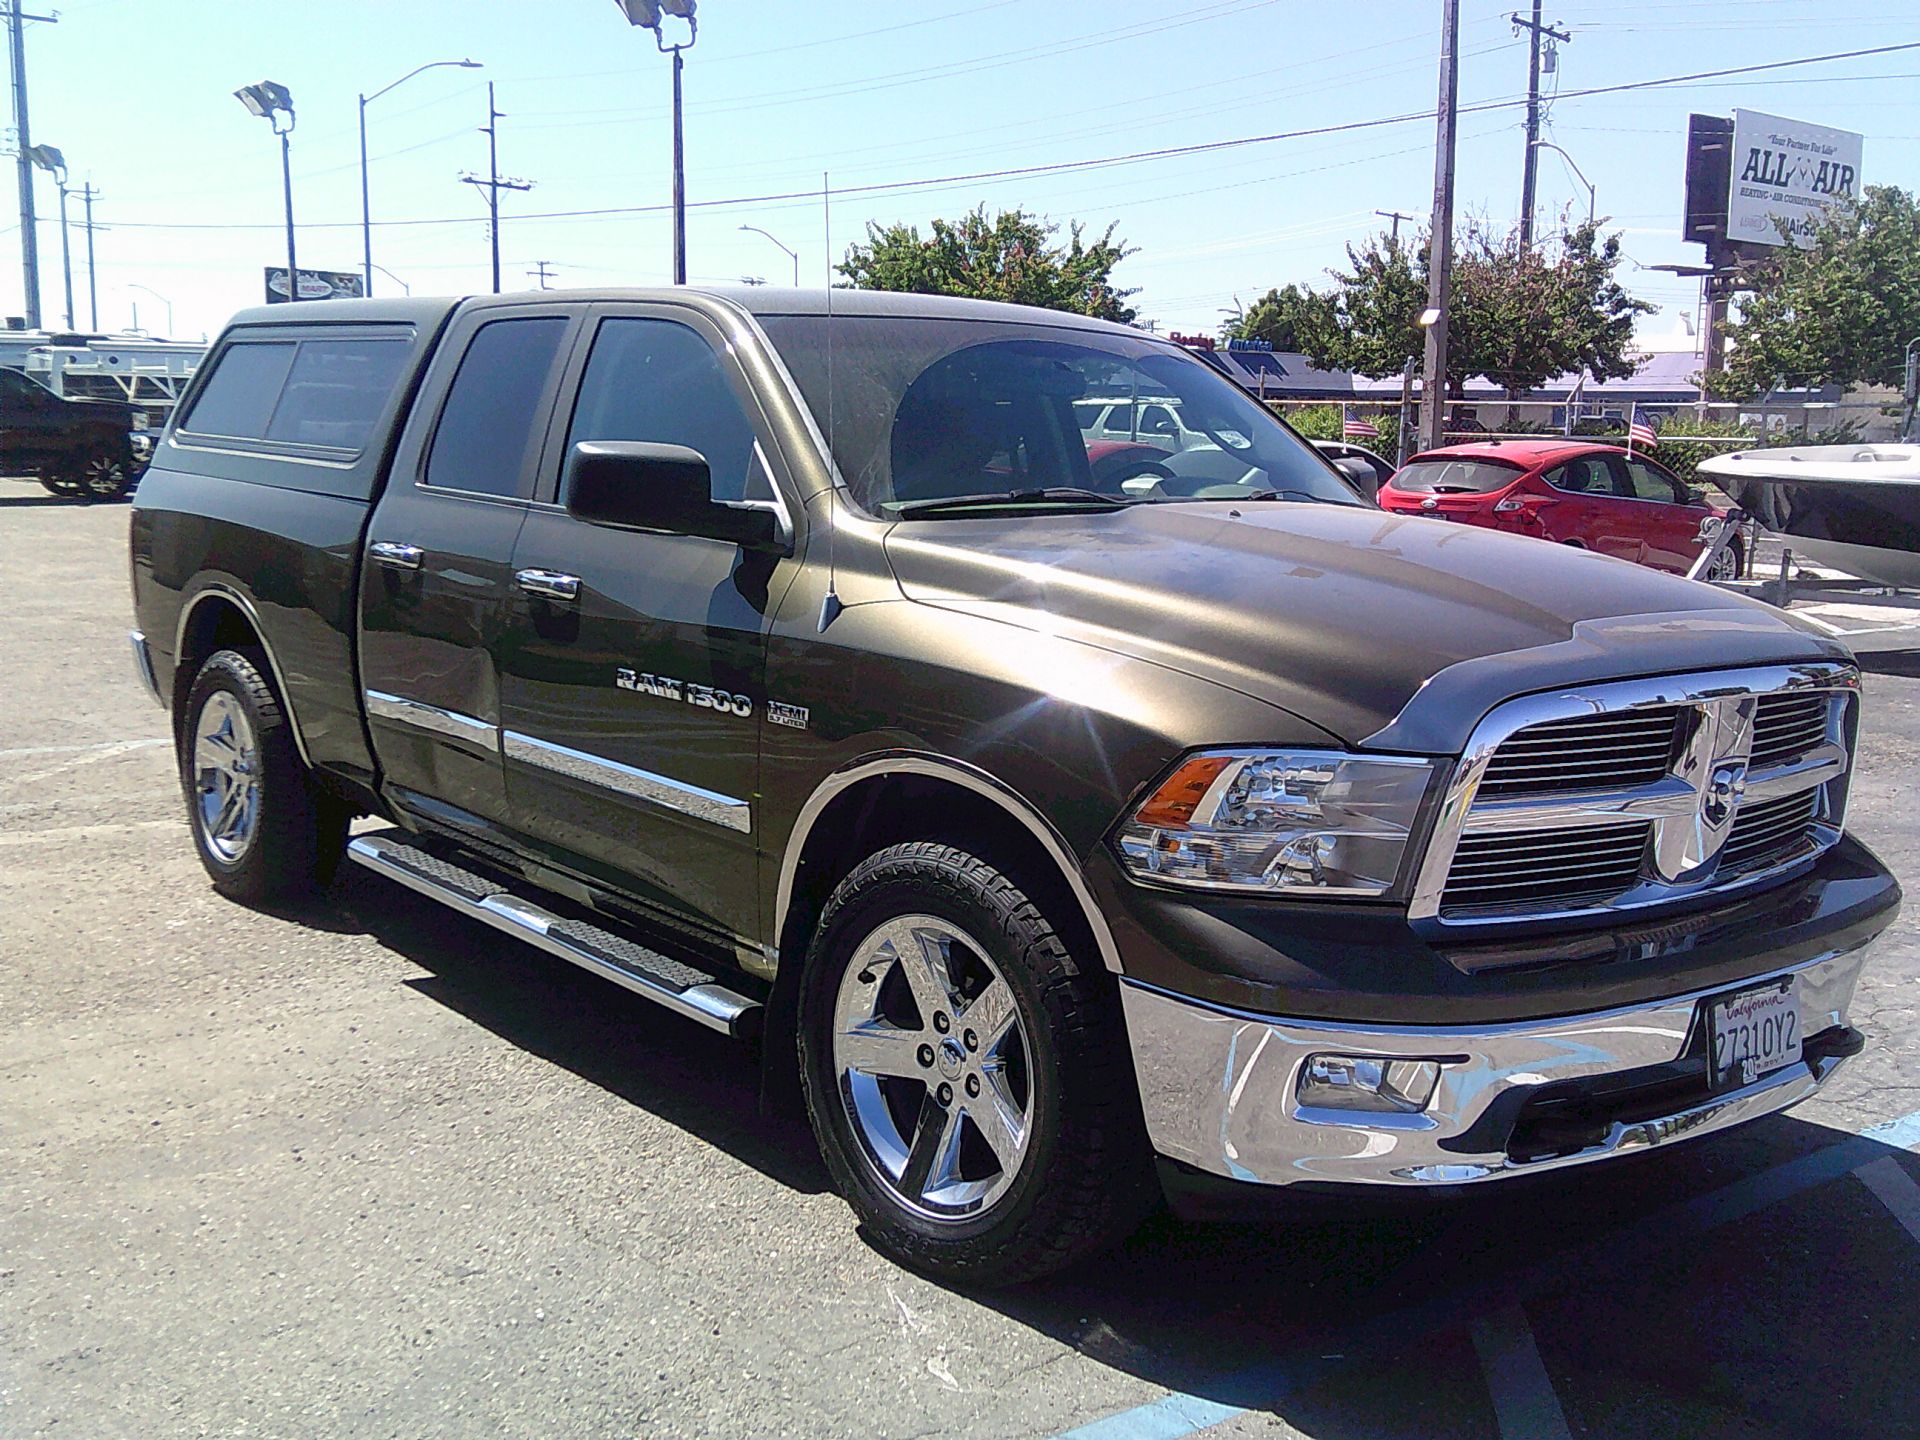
<box><xmin>798</xmin><ymin>841</ymin><xmax>1153</xmax><ymax>1286</ymax></box>
<box><xmin>179</xmin><ymin>649</ymin><xmax>347</xmax><ymax>904</ymax></box>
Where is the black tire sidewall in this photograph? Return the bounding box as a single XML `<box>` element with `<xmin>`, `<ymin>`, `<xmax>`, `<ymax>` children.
<box><xmin>178</xmin><ymin>648</ymin><xmax>322</xmax><ymax>903</ymax></box>
<box><xmin>798</xmin><ymin>844</ymin><xmax>1140</xmax><ymax>1281</ymax></box>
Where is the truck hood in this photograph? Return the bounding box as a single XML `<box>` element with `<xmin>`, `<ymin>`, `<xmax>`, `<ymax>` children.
<box><xmin>882</xmin><ymin>502</ymin><xmax>1850</xmax><ymax>754</ymax></box>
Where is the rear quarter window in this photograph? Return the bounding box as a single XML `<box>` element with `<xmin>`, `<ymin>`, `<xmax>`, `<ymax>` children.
<box><xmin>178</xmin><ymin>341</ymin><xmax>297</xmax><ymax>440</ymax></box>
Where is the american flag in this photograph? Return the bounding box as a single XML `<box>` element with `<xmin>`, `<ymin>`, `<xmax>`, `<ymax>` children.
<box><xmin>1343</xmin><ymin>410</ymin><xmax>1380</xmax><ymax>439</ymax></box>
<box><xmin>1628</xmin><ymin>413</ymin><xmax>1660</xmax><ymax>450</ymax></box>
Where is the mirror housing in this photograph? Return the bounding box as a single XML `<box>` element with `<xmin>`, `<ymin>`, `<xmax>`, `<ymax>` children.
<box><xmin>1686</xmin><ymin>486</ymin><xmax>1708</xmax><ymax>507</ymax></box>
<box><xmin>564</xmin><ymin>441</ymin><xmax>782</xmax><ymax>551</ymax></box>
<box><xmin>1334</xmin><ymin>454</ymin><xmax>1380</xmax><ymax>499</ymax></box>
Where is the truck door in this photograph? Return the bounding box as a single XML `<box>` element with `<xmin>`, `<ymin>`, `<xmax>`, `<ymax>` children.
<box><xmin>495</xmin><ymin>306</ymin><xmax>794</xmax><ymax>950</ymax></box>
<box><xmin>358</xmin><ymin>305</ymin><xmax>582</xmax><ymax>831</ymax></box>
<box><xmin>0</xmin><ymin>367</ymin><xmax>60</xmax><ymax>467</ymax></box>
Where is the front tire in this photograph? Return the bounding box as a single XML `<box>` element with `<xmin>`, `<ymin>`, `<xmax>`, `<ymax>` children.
<box><xmin>179</xmin><ymin>649</ymin><xmax>347</xmax><ymax>904</ymax></box>
<box><xmin>798</xmin><ymin>842</ymin><xmax>1152</xmax><ymax>1285</ymax></box>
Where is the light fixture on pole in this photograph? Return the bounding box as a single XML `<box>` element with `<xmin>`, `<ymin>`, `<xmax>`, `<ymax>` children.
<box><xmin>25</xmin><ymin>144</ymin><xmax>72</xmax><ymax>329</ymax></box>
<box><xmin>235</xmin><ymin>81</ymin><xmax>299</xmax><ymax>303</ymax></box>
<box><xmin>738</xmin><ymin>224</ymin><xmax>797</xmax><ymax>287</ymax></box>
<box><xmin>1529</xmin><ymin>139</ymin><xmax>1595</xmax><ymax>228</ymax></box>
<box><xmin>360</xmin><ymin>59</ymin><xmax>482</xmax><ymax>296</ymax></box>
<box><xmin>615</xmin><ymin>0</ymin><xmax>698</xmax><ymax>285</ymax></box>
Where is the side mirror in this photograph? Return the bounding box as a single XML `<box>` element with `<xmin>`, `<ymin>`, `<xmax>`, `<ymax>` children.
<box><xmin>564</xmin><ymin>440</ymin><xmax>782</xmax><ymax>552</ymax></box>
<box><xmin>1686</xmin><ymin>486</ymin><xmax>1708</xmax><ymax>507</ymax></box>
<box><xmin>1334</xmin><ymin>454</ymin><xmax>1380</xmax><ymax>499</ymax></box>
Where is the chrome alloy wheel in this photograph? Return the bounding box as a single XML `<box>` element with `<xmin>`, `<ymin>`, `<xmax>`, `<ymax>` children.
<box><xmin>831</xmin><ymin>915</ymin><xmax>1035</xmax><ymax>1221</ymax></box>
<box><xmin>192</xmin><ymin>692</ymin><xmax>262</xmax><ymax>863</ymax></box>
<box><xmin>1705</xmin><ymin>545</ymin><xmax>1741</xmax><ymax>582</ymax></box>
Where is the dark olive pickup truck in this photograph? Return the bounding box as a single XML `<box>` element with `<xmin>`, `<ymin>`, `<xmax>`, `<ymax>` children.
<box><xmin>129</xmin><ymin>289</ymin><xmax>1898</xmax><ymax>1284</ymax></box>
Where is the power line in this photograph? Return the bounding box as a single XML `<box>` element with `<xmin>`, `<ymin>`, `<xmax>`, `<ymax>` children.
<box><xmin>99</xmin><ymin>39</ymin><xmax>1920</xmax><ymax>235</ymax></box>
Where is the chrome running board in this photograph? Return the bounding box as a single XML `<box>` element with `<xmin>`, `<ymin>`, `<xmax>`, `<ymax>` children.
<box><xmin>346</xmin><ymin>833</ymin><xmax>761</xmax><ymax>1039</ymax></box>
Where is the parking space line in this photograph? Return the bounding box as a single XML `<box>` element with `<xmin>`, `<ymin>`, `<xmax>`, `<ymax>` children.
<box><xmin>1469</xmin><ymin>1303</ymin><xmax>1573</xmax><ymax>1440</ymax></box>
<box><xmin>0</xmin><ymin>737</ymin><xmax>167</xmax><ymax>759</ymax></box>
<box><xmin>1856</xmin><ymin>1158</ymin><xmax>1920</xmax><ymax>1244</ymax></box>
<box><xmin>1046</xmin><ymin>1103</ymin><xmax>1920</xmax><ymax>1440</ymax></box>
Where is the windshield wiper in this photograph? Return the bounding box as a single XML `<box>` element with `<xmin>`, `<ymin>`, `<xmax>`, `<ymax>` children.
<box><xmin>891</xmin><ymin>487</ymin><xmax>1134</xmax><ymax>518</ymax></box>
<box><xmin>1233</xmin><ymin>487</ymin><xmax>1330</xmax><ymax>503</ymax></box>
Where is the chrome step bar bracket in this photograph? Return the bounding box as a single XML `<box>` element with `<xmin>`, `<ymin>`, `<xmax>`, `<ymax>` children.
<box><xmin>346</xmin><ymin>834</ymin><xmax>760</xmax><ymax>1038</ymax></box>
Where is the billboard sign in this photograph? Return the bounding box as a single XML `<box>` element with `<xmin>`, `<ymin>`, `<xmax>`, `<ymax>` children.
<box><xmin>1728</xmin><ymin>109</ymin><xmax>1863</xmax><ymax>249</ymax></box>
<box><xmin>264</xmin><ymin>267</ymin><xmax>366</xmax><ymax>303</ymax></box>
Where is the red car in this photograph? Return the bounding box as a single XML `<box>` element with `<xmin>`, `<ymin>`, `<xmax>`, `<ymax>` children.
<box><xmin>1376</xmin><ymin>440</ymin><xmax>1740</xmax><ymax>579</ymax></box>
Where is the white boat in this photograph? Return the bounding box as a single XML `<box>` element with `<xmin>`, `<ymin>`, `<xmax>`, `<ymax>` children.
<box><xmin>1698</xmin><ymin>443</ymin><xmax>1920</xmax><ymax>588</ymax></box>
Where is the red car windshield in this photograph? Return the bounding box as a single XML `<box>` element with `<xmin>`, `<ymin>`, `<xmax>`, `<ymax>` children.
<box><xmin>1392</xmin><ymin>458</ymin><xmax>1525</xmax><ymax>494</ymax></box>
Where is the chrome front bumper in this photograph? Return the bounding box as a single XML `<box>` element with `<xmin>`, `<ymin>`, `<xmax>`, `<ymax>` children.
<box><xmin>1122</xmin><ymin>940</ymin><xmax>1873</xmax><ymax>1188</ymax></box>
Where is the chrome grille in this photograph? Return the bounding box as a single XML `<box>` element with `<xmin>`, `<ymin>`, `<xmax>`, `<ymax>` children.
<box><xmin>1751</xmin><ymin>692</ymin><xmax>1830</xmax><ymax>769</ymax></box>
<box><xmin>1442</xmin><ymin>820</ymin><xmax>1651</xmax><ymax>912</ymax></box>
<box><xmin>1720</xmin><ymin>789</ymin><xmax>1821</xmax><ymax>873</ymax></box>
<box><xmin>1475</xmin><ymin>707</ymin><xmax>1682</xmax><ymax>798</ymax></box>
<box><xmin>1413</xmin><ymin>665</ymin><xmax>1854</xmax><ymax>926</ymax></box>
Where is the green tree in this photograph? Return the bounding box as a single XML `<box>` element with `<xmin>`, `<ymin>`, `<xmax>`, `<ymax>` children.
<box><xmin>1710</xmin><ymin>185</ymin><xmax>1920</xmax><ymax>399</ymax></box>
<box><xmin>837</xmin><ymin>206</ymin><xmax>1138</xmax><ymax>323</ymax></box>
<box><xmin>1223</xmin><ymin>283</ymin><xmax>1336</xmax><ymax>353</ymax></box>
<box><xmin>1240</xmin><ymin>221</ymin><xmax>1651</xmax><ymax>396</ymax></box>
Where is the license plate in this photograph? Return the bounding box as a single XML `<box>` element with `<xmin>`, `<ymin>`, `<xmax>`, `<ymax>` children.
<box><xmin>1708</xmin><ymin>981</ymin><xmax>1802</xmax><ymax>1090</ymax></box>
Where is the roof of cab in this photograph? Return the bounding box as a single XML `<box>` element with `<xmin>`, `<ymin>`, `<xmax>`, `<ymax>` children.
<box><xmin>221</xmin><ymin>286</ymin><xmax>1146</xmax><ymax>337</ymax></box>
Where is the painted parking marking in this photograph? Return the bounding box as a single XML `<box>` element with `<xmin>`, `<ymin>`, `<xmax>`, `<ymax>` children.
<box><xmin>0</xmin><ymin>737</ymin><xmax>167</xmax><ymax>759</ymax></box>
<box><xmin>1856</xmin><ymin>1157</ymin><xmax>1920</xmax><ymax>1245</ymax></box>
<box><xmin>1469</xmin><ymin>1303</ymin><xmax>1573</xmax><ymax>1440</ymax></box>
<box><xmin>1047</xmin><ymin>1103</ymin><xmax>1920</xmax><ymax>1440</ymax></box>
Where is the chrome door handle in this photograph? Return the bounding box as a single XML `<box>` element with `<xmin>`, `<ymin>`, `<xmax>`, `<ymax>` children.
<box><xmin>369</xmin><ymin>541</ymin><xmax>424</xmax><ymax>571</ymax></box>
<box><xmin>516</xmin><ymin>568</ymin><xmax>581</xmax><ymax>602</ymax></box>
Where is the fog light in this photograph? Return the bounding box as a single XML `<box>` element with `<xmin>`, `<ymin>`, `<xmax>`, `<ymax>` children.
<box><xmin>1299</xmin><ymin>1055</ymin><xmax>1442</xmax><ymax>1114</ymax></box>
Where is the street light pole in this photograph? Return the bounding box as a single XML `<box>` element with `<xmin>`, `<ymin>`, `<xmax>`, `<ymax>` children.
<box><xmin>26</xmin><ymin>145</ymin><xmax>70</xmax><ymax>328</ymax></box>
<box><xmin>127</xmin><ymin>283</ymin><xmax>171</xmax><ymax>336</ymax></box>
<box><xmin>615</xmin><ymin>1</ymin><xmax>698</xmax><ymax>285</ymax></box>
<box><xmin>1530</xmin><ymin>139</ymin><xmax>1595</xmax><ymax>228</ymax></box>
<box><xmin>359</xmin><ymin>59</ymin><xmax>482</xmax><ymax>296</ymax></box>
<box><xmin>738</xmin><ymin>224</ymin><xmax>798</xmax><ymax>286</ymax></box>
<box><xmin>234</xmin><ymin>82</ymin><xmax>298</xmax><ymax>301</ymax></box>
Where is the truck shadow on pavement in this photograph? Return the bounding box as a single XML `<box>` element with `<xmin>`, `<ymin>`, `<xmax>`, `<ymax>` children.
<box><xmin>318</xmin><ymin>863</ymin><xmax>832</xmax><ymax>1198</ymax></box>
<box><xmin>303</xmin><ymin>865</ymin><xmax>1919</xmax><ymax>1440</ymax></box>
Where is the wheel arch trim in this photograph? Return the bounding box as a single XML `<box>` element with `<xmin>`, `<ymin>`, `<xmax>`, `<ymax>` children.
<box><xmin>172</xmin><ymin>583</ymin><xmax>315</xmax><ymax>769</ymax></box>
<box><xmin>773</xmin><ymin>752</ymin><xmax>1124</xmax><ymax>976</ymax></box>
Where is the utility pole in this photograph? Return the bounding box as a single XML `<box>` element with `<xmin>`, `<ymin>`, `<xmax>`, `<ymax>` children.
<box><xmin>1419</xmin><ymin>0</ymin><xmax>1461</xmax><ymax>452</ymax></box>
<box><xmin>8</xmin><ymin>0</ymin><xmax>54</xmax><ymax>328</ymax></box>
<box><xmin>460</xmin><ymin>83</ymin><xmax>531</xmax><ymax>294</ymax></box>
<box><xmin>1375</xmin><ymin>209</ymin><xmax>1416</xmax><ymax>244</ymax></box>
<box><xmin>1512</xmin><ymin>4</ymin><xmax>1570</xmax><ymax>249</ymax></box>
<box><xmin>78</xmin><ymin>181</ymin><xmax>97</xmax><ymax>329</ymax></box>
<box><xmin>527</xmin><ymin>259</ymin><xmax>555</xmax><ymax>290</ymax></box>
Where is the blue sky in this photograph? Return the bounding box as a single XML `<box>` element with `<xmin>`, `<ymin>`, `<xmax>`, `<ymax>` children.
<box><xmin>12</xmin><ymin>0</ymin><xmax>1919</xmax><ymax>343</ymax></box>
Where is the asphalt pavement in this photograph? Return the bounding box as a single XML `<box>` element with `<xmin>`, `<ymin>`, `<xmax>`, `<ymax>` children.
<box><xmin>5</xmin><ymin>483</ymin><xmax>1919</xmax><ymax>1440</ymax></box>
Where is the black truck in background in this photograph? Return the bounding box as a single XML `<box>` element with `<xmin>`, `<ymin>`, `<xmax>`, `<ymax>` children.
<box><xmin>129</xmin><ymin>289</ymin><xmax>1897</xmax><ymax>1284</ymax></box>
<box><xmin>2</xmin><ymin>364</ymin><xmax>145</xmax><ymax>499</ymax></box>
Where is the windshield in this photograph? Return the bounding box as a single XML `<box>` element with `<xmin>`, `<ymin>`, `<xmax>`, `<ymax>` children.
<box><xmin>757</xmin><ymin>314</ymin><xmax>1366</xmax><ymax>516</ymax></box>
<box><xmin>1390</xmin><ymin>457</ymin><xmax>1526</xmax><ymax>494</ymax></box>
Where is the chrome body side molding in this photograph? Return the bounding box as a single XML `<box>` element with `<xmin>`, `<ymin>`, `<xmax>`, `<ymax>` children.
<box><xmin>502</xmin><ymin>730</ymin><xmax>752</xmax><ymax>834</ymax></box>
<box><xmin>774</xmin><ymin>753</ymin><xmax>1125</xmax><ymax>975</ymax></box>
<box><xmin>365</xmin><ymin>689</ymin><xmax>501</xmax><ymax>755</ymax></box>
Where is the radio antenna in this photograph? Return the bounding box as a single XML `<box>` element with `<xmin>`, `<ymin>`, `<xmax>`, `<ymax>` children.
<box><xmin>818</xmin><ymin>169</ymin><xmax>843</xmax><ymax>632</ymax></box>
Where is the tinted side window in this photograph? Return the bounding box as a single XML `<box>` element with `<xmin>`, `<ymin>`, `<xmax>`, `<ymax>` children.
<box><xmin>565</xmin><ymin>318</ymin><xmax>758</xmax><ymax>501</ymax></box>
<box><xmin>426</xmin><ymin>317</ymin><xmax>569</xmax><ymax>498</ymax></box>
<box><xmin>181</xmin><ymin>341</ymin><xmax>297</xmax><ymax>438</ymax></box>
<box><xmin>263</xmin><ymin>338</ymin><xmax>410</xmax><ymax>450</ymax></box>
<box><xmin>1544</xmin><ymin>458</ymin><xmax>1612</xmax><ymax>496</ymax></box>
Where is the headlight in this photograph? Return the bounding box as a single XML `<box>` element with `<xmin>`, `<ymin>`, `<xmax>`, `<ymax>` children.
<box><xmin>1116</xmin><ymin>749</ymin><xmax>1432</xmax><ymax>895</ymax></box>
